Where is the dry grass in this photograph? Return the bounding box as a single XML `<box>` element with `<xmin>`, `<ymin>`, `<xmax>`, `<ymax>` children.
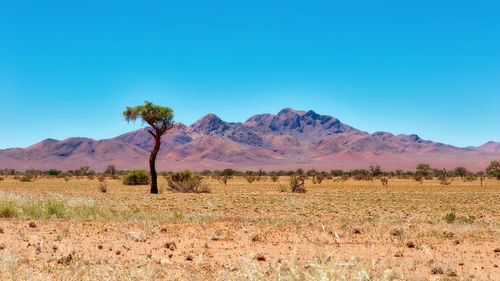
<box><xmin>0</xmin><ymin>176</ymin><xmax>498</xmax><ymax>280</ymax></box>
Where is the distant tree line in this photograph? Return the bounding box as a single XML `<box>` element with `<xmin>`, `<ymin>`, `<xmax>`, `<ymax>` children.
<box><xmin>1</xmin><ymin>161</ymin><xmax>499</xmax><ymax>186</ymax></box>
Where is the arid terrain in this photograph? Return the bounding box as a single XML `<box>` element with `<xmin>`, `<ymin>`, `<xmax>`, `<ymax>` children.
<box><xmin>0</xmin><ymin>176</ymin><xmax>498</xmax><ymax>280</ymax></box>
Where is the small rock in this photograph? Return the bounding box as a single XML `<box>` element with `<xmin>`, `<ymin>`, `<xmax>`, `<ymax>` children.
<box><xmin>164</xmin><ymin>241</ymin><xmax>177</xmax><ymax>251</ymax></box>
<box><xmin>28</xmin><ymin>222</ymin><xmax>36</xmax><ymax>228</ymax></box>
<box><xmin>353</xmin><ymin>228</ymin><xmax>361</xmax><ymax>234</ymax></box>
<box><xmin>115</xmin><ymin>250</ymin><xmax>121</xmax><ymax>255</ymax></box>
<box><xmin>254</xmin><ymin>253</ymin><xmax>266</xmax><ymax>261</ymax></box>
<box><xmin>0</xmin><ymin>243</ymin><xmax>5</xmax><ymax>250</ymax></box>
<box><xmin>431</xmin><ymin>263</ymin><xmax>444</xmax><ymax>275</ymax></box>
<box><xmin>0</xmin><ymin>227</ymin><xmax>4</xmax><ymax>233</ymax></box>
<box><xmin>494</xmin><ymin>248</ymin><xmax>500</xmax><ymax>253</ymax></box>
<box><xmin>98</xmin><ymin>245</ymin><xmax>103</xmax><ymax>250</ymax></box>
<box><xmin>185</xmin><ymin>254</ymin><xmax>193</xmax><ymax>261</ymax></box>
<box><xmin>160</xmin><ymin>228</ymin><xmax>167</xmax><ymax>233</ymax></box>
<box><xmin>406</xmin><ymin>241</ymin><xmax>415</xmax><ymax>248</ymax></box>
<box><xmin>58</xmin><ymin>253</ymin><xmax>72</xmax><ymax>265</ymax></box>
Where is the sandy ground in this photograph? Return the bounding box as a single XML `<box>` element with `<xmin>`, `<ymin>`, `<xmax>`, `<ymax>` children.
<box><xmin>0</xmin><ymin>177</ymin><xmax>499</xmax><ymax>280</ymax></box>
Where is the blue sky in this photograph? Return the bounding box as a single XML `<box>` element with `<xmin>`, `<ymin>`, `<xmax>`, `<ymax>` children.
<box><xmin>1</xmin><ymin>0</ymin><xmax>499</xmax><ymax>149</ymax></box>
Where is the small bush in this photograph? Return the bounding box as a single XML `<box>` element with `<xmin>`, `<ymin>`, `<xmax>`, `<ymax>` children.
<box><xmin>289</xmin><ymin>175</ymin><xmax>306</xmax><ymax>193</ymax></box>
<box><xmin>380</xmin><ymin>177</ymin><xmax>388</xmax><ymax>187</ymax></box>
<box><xmin>19</xmin><ymin>174</ymin><xmax>34</xmax><ymax>182</ymax></box>
<box><xmin>444</xmin><ymin>212</ymin><xmax>456</xmax><ymax>223</ymax></box>
<box><xmin>123</xmin><ymin>170</ymin><xmax>150</xmax><ymax>185</ymax></box>
<box><xmin>315</xmin><ymin>174</ymin><xmax>325</xmax><ymax>184</ymax></box>
<box><xmin>98</xmin><ymin>183</ymin><xmax>107</xmax><ymax>193</ymax></box>
<box><xmin>271</xmin><ymin>175</ymin><xmax>279</xmax><ymax>182</ymax></box>
<box><xmin>167</xmin><ymin>170</ymin><xmax>210</xmax><ymax>193</ymax></box>
<box><xmin>0</xmin><ymin>176</ymin><xmax>4</xmax><ymax>181</ymax></box>
<box><xmin>245</xmin><ymin>175</ymin><xmax>256</xmax><ymax>183</ymax></box>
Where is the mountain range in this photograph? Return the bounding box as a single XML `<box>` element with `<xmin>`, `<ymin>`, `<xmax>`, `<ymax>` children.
<box><xmin>1</xmin><ymin>108</ymin><xmax>499</xmax><ymax>172</ymax></box>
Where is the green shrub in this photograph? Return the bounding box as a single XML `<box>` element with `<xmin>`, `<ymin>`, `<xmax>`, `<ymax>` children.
<box><xmin>166</xmin><ymin>170</ymin><xmax>210</xmax><ymax>193</ymax></box>
<box><xmin>19</xmin><ymin>174</ymin><xmax>34</xmax><ymax>182</ymax></box>
<box><xmin>444</xmin><ymin>212</ymin><xmax>456</xmax><ymax>223</ymax></box>
<box><xmin>123</xmin><ymin>170</ymin><xmax>150</xmax><ymax>185</ymax></box>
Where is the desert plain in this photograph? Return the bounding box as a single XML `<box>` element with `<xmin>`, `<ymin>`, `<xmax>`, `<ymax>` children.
<box><xmin>0</xmin><ymin>176</ymin><xmax>498</xmax><ymax>280</ymax></box>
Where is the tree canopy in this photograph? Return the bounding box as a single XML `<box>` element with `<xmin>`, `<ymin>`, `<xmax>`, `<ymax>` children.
<box><xmin>123</xmin><ymin>101</ymin><xmax>175</xmax><ymax>137</ymax></box>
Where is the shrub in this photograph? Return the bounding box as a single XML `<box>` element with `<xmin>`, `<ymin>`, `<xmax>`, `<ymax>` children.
<box><xmin>167</xmin><ymin>170</ymin><xmax>210</xmax><ymax>193</ymax></box>
<box><xmin>438</xmin><ymin>174</ymin><xmax>451</xmax><ymax>185</ymax></box>
<box><xmin>98</xmin><ymin>183</ymin><xmax>107</xmax><ymax>193</ymax></box>
<box><xmin>464</xmin><ymin>173</ymin><xmax>476</xmax><ymax>182</ymax></box>
<box><xmin>245</xmin><ymin>175</ymin><xmax>256</xmax><ymax>183</ymax></box>
<box><xmin>0</xmin><ymin>177</ymin><xmax>3</xmax><ymax>181</ymax></box>
<box><xmin>97</xmin><ymin>175</ymin><xmax>106</xmax><ymax>183</ymax></box>
<box><xmin>444</xmin><ymin>212</ymin><xmax>456</xmax><ymax>223</ymax></box>
<box><xmin>123</xmin><ymin>170</ymin><xmax>150</xmax><ymax>185</ymax></box>
<box><xmin>19</xmin><ymin>174</ymin><xmax>34</xmax><ymax>182</ymax></box>
<box><xmin>289</xmin><ymin>175</ymin><xmax>306</xmax><ymax>193</ymax></box>
<box><xmin>380</xmin><ymin>177</ymin><xmax>388</xmax><ymax>187</ymax></box>
<box><xmin>271</xmin><ymin>175</ymin><xmax>279</xmax><ymax>182</ymax></box>
<box><xmin>315</xmin><ymin>174</ymin><xmax>325</xmax><ymax>184</ymax></box>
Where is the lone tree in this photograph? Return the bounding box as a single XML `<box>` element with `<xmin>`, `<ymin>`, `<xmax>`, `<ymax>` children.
<box><xmin>123</xmin><ymin>101</ymin><xmax>176</xmax><ymax>194</ymax></box>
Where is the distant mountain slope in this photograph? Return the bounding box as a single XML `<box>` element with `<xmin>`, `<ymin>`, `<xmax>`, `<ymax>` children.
<box><xmin>1</xmin><ymin>108</ymin><xmax>499</xmax><ymax>171</ymax></box>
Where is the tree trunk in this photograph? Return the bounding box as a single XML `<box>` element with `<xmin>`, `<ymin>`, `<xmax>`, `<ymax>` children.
<box><xmin>149</xmin><ymin>134</ymin><xmax>161</xmax><ymax>194</ymax></box>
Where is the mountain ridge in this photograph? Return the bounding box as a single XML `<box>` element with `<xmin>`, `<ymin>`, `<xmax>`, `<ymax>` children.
<box><xmin>1</xmin><ymin>108</ymin><xmax>498</xmax><ymax>171</ymax></box>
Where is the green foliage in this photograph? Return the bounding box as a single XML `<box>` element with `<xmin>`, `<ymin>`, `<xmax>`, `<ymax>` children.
<box><xmin>166</xmin><ymin>170</ymin><xmax>210</xmax><ymax>193</ymax></box>
<box><xmin>123</xmin><ymin>170</ymin><xmax>150</xmax><ymax>185</ymax></box>
<box><xmin>464</xmin><ymin>173</ymin><xmax>477</xmax><ymax>182</ymax></box>
<box><xmin>380</xmin><ymin>177</ymin><xmax>388</xmax><ymax>187</ymax></box>
<box><xmin>19</xmin><ymin>174</ymin><xmax>34</xmax><ymax>182</ymax></box>
<box><xmin>123</xmin><ymin>100</ymin><xmax>174</xmax><ymax>130</ymax></box>
<box><xmin>454</xmin><ymin>167</ymin><xmax>467</xmax><ymax>179</ymax></box>
<box><xmin>330</xmin><ymin>169</ymin><xmax>344</xmax><ymax>177</ymax></box>
<box><xmin>444</xmin><ymin>212</ymin><xmax>456</xmax><ymax>223</ymax></box>
<box><xmin>104</xmin><ymin>165</ymin><xmax>118</xmax><ymax>175</ymax></box>
<box><xmin>46</xmin><ymin>169</ymin><xmax>61</xmax><ymax>176</ymax></box>
<box><xmin>416</xmin><ymin>163</ymin><xmax>431</xmax><ymax>176</ymax></box>
<box><xmin>315</xmin><ymin>174</ymin><xmax>325</xmax><ymax>184</ymax></box>
<box><xmin>486</xmin><ymin>160</ymin><xmax>500</xmax><ymax>180</ymax></box>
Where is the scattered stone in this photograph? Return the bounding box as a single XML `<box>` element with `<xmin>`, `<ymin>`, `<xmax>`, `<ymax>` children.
<box><xmin>58</xmin><ymin>253</ymin><xmax>73</xmax><ymax>265</ymax></box>
<box><xmin>115</xmin><ymin>250</ymin><xmax>121</xmax><ymax>255</ymax></box>
<box><xmin>454</xmin><ymin>239</ymin><xmax>460</xmax><ymax>245</ymax></box>
<box><xmin>0</xmin><ymin>227</ymin><xmax>4</xmax><ymax>233</ymax></box>
<box><xmin>394</xmin><ymin>249</ymin><xmax>404</xmax><ymax>257</ymax></box>
<box><xmin>164</xmin><ymin>241</ymin><xmax>177</xmax><ymax>251</ymax></box>
<box><xmin>494</xmin><ymin>248</ymin><xmax>500</xmax><ymax>253</ymax></box>
<box><xmin>353</xmin><ymin>228</ymin><xmax>362</xmax><ymax>234</ymax></box>
<box><xmin>185</xmin><ymin>254</ymin><xmax>193</xmax><ymax>261</ymax></box>
<box><xmin>406</xmin><ymin>241</ymin><xmax>415</xmax><ymax>248</ymax></box>
<box><xmin>430</xmin><ymin>262</ymin><xmax>444</xmax><ymax>275</ymax></box>
<box><xmin>98</xmin><ymin>245</ymin><xmax>103</xmax><ymax>250</ymax></box>
<box><xmin>0</xmin><ymin>243</ymin><xmax>5</xmax><ymax>250</ymax></box>
<box><xmin>28</xmin><ymin>222</ymin><xmax>36</xmax><ymax>228</ymax></box>
<box><xmin>160</xmin><ymin>228</ymin><xmax>167</xmax><ymax>233</ymax></box>
<box><xmin>254</xmin><ymin>253</ymin><xmax>266</xmax><ymax>261</ymax></box>
<box><xmin>52</xmin><ymin>244</ymin><xmax>58</xmax><ymax>252</ymax></box>
<box><xmin>390</xmin><ymin>228</ymin><xmax>403</xmax><ymax>237</ymax></box>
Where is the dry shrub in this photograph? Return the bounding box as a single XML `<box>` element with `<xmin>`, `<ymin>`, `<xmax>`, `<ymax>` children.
<box><xmin>123</xmin><ymin>170</ymin><xmax>150</xmax><ymax>185</ymax></box>
<box><xmin>167</xmin><ymin>170</ymin><xmax>210</xmax><ymax>193</ymax></box>
<box><xmin>98</xmin><ymin>183</ymin><xmax>107</xmax><ymax>193</ymax></box>
<box><xmin>289</xmin><ymin>175</ymin><xmax>306</xmax><ymax>193</ymax></box>
<box><xmin>245</xmin><ymin>175</ymin><xmax>256</xmax><ymax>183</ymax></box>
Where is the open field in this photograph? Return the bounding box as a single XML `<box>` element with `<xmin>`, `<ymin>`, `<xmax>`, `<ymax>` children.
<box><xmin>0</xmin><ymin>177</ymin><xmax>498</xmax><ymax>280</ymax></box>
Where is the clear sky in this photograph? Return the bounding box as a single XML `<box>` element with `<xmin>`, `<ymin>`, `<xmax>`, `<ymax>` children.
<box><xmin>1</xmin><ymin>0</ymin><xmax>499</xmax><ymax>149</ymax></box>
